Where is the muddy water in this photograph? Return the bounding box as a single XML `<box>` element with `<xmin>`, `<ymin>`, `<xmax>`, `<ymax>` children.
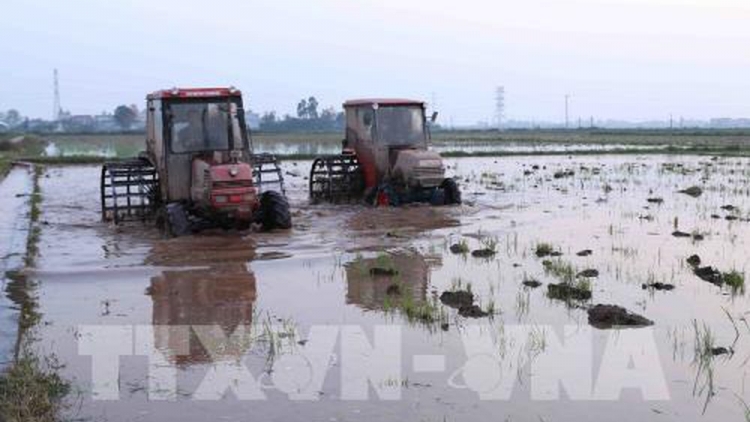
<box><xmin>27</xmin><ymin>156</ymin><xmax>750</xmax><ymax>421</ymax></box>
<box><xmin>0</xmin><ymin>166</ymin><xmax>32</xmax><ymax>367</ymax></box>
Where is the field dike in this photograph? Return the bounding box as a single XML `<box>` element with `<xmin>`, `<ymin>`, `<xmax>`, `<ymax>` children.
<box><xmin>0</xmin><ymin>164</ymin><xmax>72</xmax><ymax>422</ymax></box>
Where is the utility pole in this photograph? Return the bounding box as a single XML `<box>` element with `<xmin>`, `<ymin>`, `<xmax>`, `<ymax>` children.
<box><xmin>495</xmin><ymin>86</ymin><xmax>505</xmax><ymax>131</ymax></box>
<box><xmin>564</xmin><ymin>94</ymin><xmax>570</xmax><ymax>129</ymax></box>
<box><xmin>590</xmin><ymin>116</ymin><xmax>594</xmax><ymax>129</ymax></box>
<box><xmin>53</xmin><ymin>69</ymin><xmax>61</xmax><ymax>121</ymax></box>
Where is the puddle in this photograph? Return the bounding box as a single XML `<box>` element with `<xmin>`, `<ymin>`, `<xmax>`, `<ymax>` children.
<box><xmin>20</xmin><ymin>156</ymin><xmax>750</xmax><ymax>420</ymax></box>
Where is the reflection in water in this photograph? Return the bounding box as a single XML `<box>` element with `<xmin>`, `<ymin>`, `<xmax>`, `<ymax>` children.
<box><xmin>345</xmin><ymin>252</ymin><xmax>440</xmax><ymax>311</ymax></box>
<box><xmin>149</xmin><ymin>264</ymin><xmax>256</xmax><ymax>365</ymax></box>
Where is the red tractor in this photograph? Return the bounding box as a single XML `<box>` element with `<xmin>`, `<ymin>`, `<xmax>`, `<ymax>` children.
<box><xmin>309</xmin><ymin>98</ymin><xmax>460</xmax><ymax>206</ymax></box>
<box><xmin>101</xmin><ymin>87</ymin><xmax>291</xmax><ymax>235</ymax></box>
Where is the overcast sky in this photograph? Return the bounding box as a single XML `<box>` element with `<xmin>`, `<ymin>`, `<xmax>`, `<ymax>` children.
<box><xmin>1</xmin><ymin>0</ymin><xmax>749</xmax><ymax>124</ymax></box>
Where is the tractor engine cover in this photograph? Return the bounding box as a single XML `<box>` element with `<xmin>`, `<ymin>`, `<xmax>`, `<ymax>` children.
<box><xmin>392</xmin><ymin>149</ymin><xmax>445</xmax><ymax>189</ymax></box>
<box><xmin>191</xmin><ymin>159</ymin><xmax>257</xmax><ymax>221</ymax></box>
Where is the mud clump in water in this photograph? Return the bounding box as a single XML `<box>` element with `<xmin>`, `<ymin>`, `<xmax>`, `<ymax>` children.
<box><xmin>576</xmin><ymin>249</ymin><xmax>593</xmax><ymax>257</ymax></box>
<box><xmin>370</xmin><ymin>267</ymin><xmax>399</xmax><ymax>276</ymax></box>
<box><xmin>449</xmin><ymin>243</ymin><xmax>469</xmax><ymax>254</ymax></box>
<box><xmin>694</xmin><ymin>266</ymin><xmax>723</xmax><ymax>286</ymax></box>
<box><xmin>672</xmin><ymin>230</ymin><xmax>691</xmax><ymax>238</ymax></box>
<box><xmin>686</xmin><ymin>254</ymin><xmax>701</xmax><ymax>267</ymax></box>
<box><xmin>553</xmin><ymin>170</ymin><xmax>575</xmax><ymax>179</ymax></box>
<box><xmin>440</xmin><ymin>290</ymin><xmax>474</xmax><ymax>308</ymax></box>
<box><xmin>548</xmin><ymin>283</ymin><xmax>592</xmax><ymax>301</ymax></box>
<box><xmin>471</xmin><ymin>249</ymin><xmax>496</xmax><ymax>258</ymax></box>
<box><xmin>647</xmin><ymin>197</ymin><xmax>664</xmax><ymax>204</ymax></box>
<box><xmin>522</xmin><ymin>279</ymin><xmax>542</xmax><ymax>288</ymax></box>
<box><xmin>711</xmin><ymin>347</ymin><xmax>731</xmax><ymax>356</ymax></box>
<box><xmin>577</xmin><ymin>269</ymin><xmax>599</xmax><ymax>278</ymax></box>
<box><xmin>458</xmin><ymin>305</ymin><xmax>489</xmax><ymax>318</ymax></box>
<box><xmin>588</xmin><ymin>304</ymin><xmax>653</xmax><ymax>329</ymax></box>
<box><xmin>642</xmin><ymin>282</ymin><xmax>675</xmax><ymax>291</ymax></box>
<box><xmin>678</xmin><ymin>186</ymin><xmax>703</xmax><ymax>198</ymax></box>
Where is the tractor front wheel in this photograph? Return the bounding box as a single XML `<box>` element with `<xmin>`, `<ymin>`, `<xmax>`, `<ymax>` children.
<box><xmin>257</xmin><ymin>191</ymin><xmax>292</xmax><ymax>231</ymax></box>
<box><xmin>441</xmin><ymin>178</ymin><xmax>462</xmax><ymax>205</ymax></box>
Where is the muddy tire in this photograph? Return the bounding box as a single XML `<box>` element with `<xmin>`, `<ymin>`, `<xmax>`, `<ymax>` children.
<box><xmin>441</xmin><ymin>178</ymin><xmax>461</xmax><ymax>205</ymax></box>
<box><xmin>156</xmin><ymin>203</ymin><xmax>191</xmax><ymax>237</ymax></box>
<box><xmin>258</xmin><ymin>191</ymin><xmax>292</xmax><ymax>231</ymax></box>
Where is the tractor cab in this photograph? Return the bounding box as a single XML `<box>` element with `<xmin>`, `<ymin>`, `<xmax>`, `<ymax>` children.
<box><xmin>343</xmin><ymin>99</ymin><xmax>445</xmax><ymax>191</ymax></box>
<box><xmin>146</xmin><ymin>88</ymin><xmax>251</xmax><ymax>206</ymax></box>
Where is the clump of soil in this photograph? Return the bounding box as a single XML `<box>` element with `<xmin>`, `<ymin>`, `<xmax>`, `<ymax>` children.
<box><xmin>721</xmin><ymin>205</ymin><xmax>736</xmax><ymax>211</ymax></box>
<box><xmin>587</xmin><ymin>304</ymin><xmax>653</xmax><ymax>329</ymax></box>
<box><xmin>577</xmin><ymin>269</ymin><xmax>599</xmax><ymax>278</ymax></box>
<box><xmin>693</xmin><ymin>266</ymin><xmax>723</xmax><ymax>286</ymax></box>
<box><xmin>458</xmin><ymin>305</ymin><xmax>489</xmax><ymax>318</ymax></box>
<box><xmin>726</xmin><ymin>215</ymin><xmax>739</xmax><ymax>221</ymax></box>
<box><xmin>471</xmin><ymin>249</ymin><xmax>496</xmax><ymax>258</ymax></box>
<box><xmin>370</xmin><ymin>267</ymin><xmax>398</xmax><ymax>276</ymax></box>
<box><xmin>548</xmin><ymin>283</ymin><xmax>592</xmax><ymax>301</ymax></box>
<box><xmin>647</xmin><ymin>197</ymin><xmax>664</xmax><ymax>204</ymax></box>
<box><xmin>576</xmin><ymin>249</ymin><xmax>592</xmax><ymax>257</ymax></box>
<box><xmin>449</xmin><ymin>243</ymin><xmax>469</xmax><ymax>254</ymax></box>
<box><xmin>641</xmin><ymin>282</ymin><xmax>675</xmax><ymax>291</ymax></box>
<box><xmin>522</xmin><ymin>279</ymin><xmax>542</xmax><ymax>288</ymax></box>
<box><xmin>678</xmin><ymin>186</ymin><xmax>703</xmax><ymax>198</ymax></box>
<box><xmin>439</xmin><ymin>290</ymin><xmax>474</xmax><ymax>308</ymax></box>
<box><xmin>711</xmin><ymin>347</ymin><xmax>731</xmax><ymax>356</ymax></box>
<box><xmin>672</xmin><ymin>230</ymin><xmax>691</xmax><ymax>238</ymax></box>
<box><xmin>439</xmin><ymin>290</ymin><xmax>490</xmax><ymax>318</ymax></box>
<box><xmin>686</xmin><ymin>254</ymin><xmax>701</xmax><ymax>267</ymax></box>
<box><xmin>535</xmin><ymin>243</ymin><xmax>558</xmax><ymax>258</ymax></box>
<box><xmin>553</xmin><ymin>170</ymin><xmax>575</xmax><ymax>179</ymax></box>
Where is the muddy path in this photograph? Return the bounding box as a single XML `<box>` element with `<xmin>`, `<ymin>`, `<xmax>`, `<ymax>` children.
<box><xmin>0</xmin><ymin>166</ymin><xmax>33</xmax><ymax>367</ymax></box>
<box><xmin>21</xmin><ymin>156</ymin><xmax>750</xmax><ymax>421</ymax></box>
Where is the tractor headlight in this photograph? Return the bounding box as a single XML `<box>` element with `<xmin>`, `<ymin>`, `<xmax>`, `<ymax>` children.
<box><xmin>229</xmin><ymin>167</ymin><xmax>239</xmax><ymax>177</ymax></box>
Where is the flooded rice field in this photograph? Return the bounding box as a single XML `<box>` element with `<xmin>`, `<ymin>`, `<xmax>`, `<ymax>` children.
<box><xmin>21</xmin><ymin>155</ymin><xmax>750</xmax><ymax>421</ymax></box>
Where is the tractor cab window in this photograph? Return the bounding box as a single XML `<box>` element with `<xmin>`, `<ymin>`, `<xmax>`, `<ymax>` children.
<box><xmin>169</xmin><ymin>102</ymin><xmax>231</xmax><ymax>153</ymax></box>
<box><xmin>375</xmin><ymin>106</ymin><xmax>425</xmax><ymax>146</ymax></box>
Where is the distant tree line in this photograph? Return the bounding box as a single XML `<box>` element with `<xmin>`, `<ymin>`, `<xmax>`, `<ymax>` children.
<box><xmin>259</xmin><ymin>96</ymin><xmax>344</xmax><ymax>132</ymax></box>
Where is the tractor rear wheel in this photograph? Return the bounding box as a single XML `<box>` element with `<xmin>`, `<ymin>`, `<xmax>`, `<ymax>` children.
<box><xmin>156</xmin><ymin>203</ymin><xmax>192</xmax><ymax>237</ymax></box>
<box><xmin>441</xmin><ymin>178</ymin><xmax>461</xmax><ymax>205</ymax></box>
<box><xmin>257</xmin><ymin>191</ymin><xmax>292</xmax><ymax>231</ymax></box>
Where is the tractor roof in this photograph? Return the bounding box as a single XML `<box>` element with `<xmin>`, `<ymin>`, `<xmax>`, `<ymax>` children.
<box><xmin>343</xmin><ymin>98</ymin><xmax>424</xmax><ymax>108</ymax></box>
<box><xmin>147</xmin><ymin>87</ymin><xmax>242</xmax><ymax>100</ymax></box>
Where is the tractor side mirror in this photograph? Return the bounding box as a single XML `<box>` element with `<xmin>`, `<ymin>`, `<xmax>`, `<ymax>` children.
<box><xmin>430</xmin><ymin>111</ymin><xmax>439</xmax><ymax>123</ymax></box>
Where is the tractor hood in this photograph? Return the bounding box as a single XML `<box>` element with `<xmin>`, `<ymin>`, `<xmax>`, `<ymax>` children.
<box><xmin>392</xmin><ymin>149</ymin><xmax>445</xmax><ymax>188</ymax></box>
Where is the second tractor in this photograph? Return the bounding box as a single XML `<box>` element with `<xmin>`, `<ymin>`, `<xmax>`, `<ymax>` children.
<box><xmin>309</xmin><ymin>98</ymin><xmax>460</xmax><ymax>206</ymax></box>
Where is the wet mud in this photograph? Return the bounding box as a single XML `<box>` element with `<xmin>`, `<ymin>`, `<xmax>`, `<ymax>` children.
<box><xmin>16</xmin><ymin>155</ymin><xmax>750</xmax><ymax>421</ymax></box>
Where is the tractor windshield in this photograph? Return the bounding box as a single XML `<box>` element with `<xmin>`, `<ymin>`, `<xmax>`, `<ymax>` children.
<box><xmin>169</xmin><ymin>101</ymin><xmax>240</xmax><ymax>153</ymax></box>
<box><xmin>376</xmin><ymin>106</ymin><xmax>426</xmax><ymax>146</ymax></box>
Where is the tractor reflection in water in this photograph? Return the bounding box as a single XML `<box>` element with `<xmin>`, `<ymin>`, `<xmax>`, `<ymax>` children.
<box><xmin>148</xmin><ymin>264</ymin><xmax>256</xmax><ymax>365</ymax></box>
<box><xmin>345</xmin><ymin>252</ymin><xmax>444</xmax><ymax>324</ymax></box>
